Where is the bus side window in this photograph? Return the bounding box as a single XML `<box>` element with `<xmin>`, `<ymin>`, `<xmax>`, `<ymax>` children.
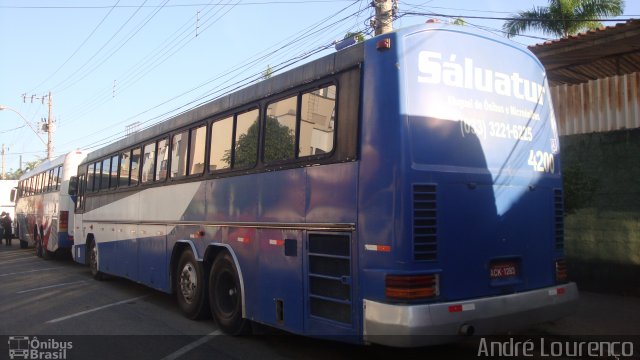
<box><xmin>264</xmin><ymin>95</ymin><xmax>297</xmax><ymax>163</ymax></box>
<box><xmin>87</xmin><ymin>163</ymin><xmax>96</xmax><ymax>192</ymax></box>
<box><xmin>299</xmin><ymin>85</ymin><xmax>336</xmax><ymax>157</ymax></box>
<box><xmin>100</xmin><ymin>158</ymin><xmax>111</xmax><ymax>190</ymax></box>
<box><xmin>189</xmin><ymin>125</ymin><xmax>207</xmax><ymax>176</ymax></box>
<box><xmin>155</xmin><ymin>139</ymin><xmax>168</xmax><ymax>182</ymax></box>
<box><xmin>209</xmin><ymin>116</ymin><xmax>233</xmax><ymax>172</ymax></box>
<box><xmin>55</xmin><ymin>166</ymin><xmax>62</xmax><ymax>190</ymax></box>
<box><xmin>171</xmin><ymin>130</ymin><xmax>188</xmax><ymax>178</ymax></box>
<box><xmin>141</xmin><ymin>142</ymin><xmax>156</xmax><ymax>183</ymax></box>
<box><xmin>119</xmin><ymin>151</ymin><xmax>131</xmax><ymax>187</ymax></box>
<box><xmin>130</xmin><ymin>148</ymin><xmax>141</xmax><ymax>186</ymax></box>
<box><xmin>109</xmin><ymin>155</ymin><xmax>118</xmax><ymax>189</ymax></box>
<box><xmin>234</xmin><ymin>109</ymin><xmax>259</xmax><ymax>169</ymax></box>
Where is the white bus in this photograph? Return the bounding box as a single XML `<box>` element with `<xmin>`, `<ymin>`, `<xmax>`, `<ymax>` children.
<box><xmin>14</xmin><ymin>150</ymin><xmax>88</xmax><ymax>256</ymax></box>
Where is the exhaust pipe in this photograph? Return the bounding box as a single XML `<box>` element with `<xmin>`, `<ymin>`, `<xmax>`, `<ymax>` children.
<box><xmin>459</xmin><ymin>324</ymin><xmax>475</xmax><ymax>336</ymax></box>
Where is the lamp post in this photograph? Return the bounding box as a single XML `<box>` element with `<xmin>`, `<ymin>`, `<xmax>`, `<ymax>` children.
<box><xmin>0</xmin><ymin>104</ymin><xmax>49</xmax><ymax>154</ymax></box>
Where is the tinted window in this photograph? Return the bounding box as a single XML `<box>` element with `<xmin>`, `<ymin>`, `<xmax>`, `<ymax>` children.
<box><xmin>171</xmin><ymin>130</ymin><xmax>188</xmax><ymax>178</ymax></box>
<box><xmin>299</xmin><ymin>84</ymin><xmax>336</xmax><ymax>157</ymax></box>
<box><xmin>87</xmin><ymin>163</ymin><xmax>96</xmax><ymax>192</ymax></box>
<box><xmin>130</xmin><ymin>148</ymin><xmax>141</xmax><ymax>186</ymax></box>
<box><xmin>100</xmin><ymin>158</ymin><xmax>111</xmax><ymax>190</ymax></box>
<box><xmin>119</xmin><ymin>151</ymin><xmax>130</xmax><ymax>187</ymax></box>
<box><xmin>265</xmin><ymin>95</ymin><xmax>297</xmax><ymax>162</ymax></box>
<box><xmin>234</xmin><ymin>109</ymin><xmax>258</xmax><ymax>169</ymax></box>
<box><xmin>109</xmin><ymin>155</ymin><xmax>118</xmax><ymax>189</ymax></box>
<box><xmin>141</xmin><ymin>142</ymin><xmax>155</xmax><ymax>183</ymax></box>
<box><xmin>209</xmin><ymin>116</ymin><xmax>232</xmax><ymax>171</ymax></box>
<box><xmin>156</xmin><ymin>139</ymin><xmax>169</xmax><ymax>182</ymax></box>
<box><xmin>189</xmin><ymin>125</ymin><xmax>206</xmax><ymax>175</ymax></box>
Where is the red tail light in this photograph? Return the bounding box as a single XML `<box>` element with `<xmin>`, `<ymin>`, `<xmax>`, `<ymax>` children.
<box><xmin>59</xmin><ymin>211</ymin><xmax>69</xmax><ymax>232</ymax></box>
<box><xmin>555</xmin><ymin>259</ymin><xmax>568</xmax><ymax>283</ymax></box>
<box><xmin>385</xmin><ymin>274</ymin><xmax>439</xmax><ymax>300</ymax></box>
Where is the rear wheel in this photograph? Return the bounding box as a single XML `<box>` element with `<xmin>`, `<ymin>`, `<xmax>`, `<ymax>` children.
<box><xmin>176</xmin><ymin>249</ymin><xmax>209</xmax><ymax>319</ymax></box>
<box><xmin>88</xmin><ymin>240</ymin><xmax>105</xmax><ymax>280</ymax></box>
<box><xmin>208</xmin><ymin>252</ymin><xmax>249</xmax><ymax>335</ymax></box>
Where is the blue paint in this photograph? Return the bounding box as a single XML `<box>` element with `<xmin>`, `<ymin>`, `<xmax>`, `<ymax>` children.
<box><xmin>79</xmin><ymin>24</ymin><xmax>567</xmax><ymax>345</ymax></box>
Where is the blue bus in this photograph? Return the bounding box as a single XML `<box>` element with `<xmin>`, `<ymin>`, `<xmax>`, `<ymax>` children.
<box><xmin>70</xmin><ymin>23</ymin><xmax>577</xmax><ymax>346</ymax></box>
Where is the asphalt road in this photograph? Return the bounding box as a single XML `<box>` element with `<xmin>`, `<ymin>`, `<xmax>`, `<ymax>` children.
<box><xmin>0</xmin><ymin>245</ymin><xmax>479</xmax><ymax>360</ymax></box>
<box><xmin>2</xmin><ymin>244</ymin><xmax>637</xmax><ymax>360</ymax></box>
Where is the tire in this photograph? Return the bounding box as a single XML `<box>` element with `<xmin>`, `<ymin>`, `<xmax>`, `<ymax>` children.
<box><xmin>208</xmin><ymin>252</ymin><xmax>249</xmax><ymax>335</ymax></box>
<box><xmin>88</xmin><ymin>240</ymin><xmax>105</xmax><ymax>280</ymax></box>
<box><xmin>176</xmin><ymin>249</ymin><xmax>210</xmax><ymax>319</ymax></box>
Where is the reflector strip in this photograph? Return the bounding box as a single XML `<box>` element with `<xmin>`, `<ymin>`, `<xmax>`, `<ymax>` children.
<box><xmin>548</xmin><ymin>287</ymin><xmax>566</xmax><ymax>296</ymax></box>
<box><xmin>448</xmin><ymin>303</ymin><xmax>476</xmax><ymax>313</ymax></box>
<box><xmin>269</xmin><ymin>239</ymin><xmax>284</xmax><ymax>246</ymax></box>
<box><xmin>237</xmin><ymin>237</ymin><xmax>250</xmax><ymax>243</ymax></box>
<box><xmin>364</xmin><ymin>244</ymin><xmax>391</xmax><ymax>252</ymax></box>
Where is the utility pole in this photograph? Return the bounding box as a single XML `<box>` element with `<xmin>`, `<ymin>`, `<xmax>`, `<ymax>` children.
<box><xmin>23</xmin><ymin>91</ymin><xmax>54</xmax><ymax>160</ymax></box>
<box><xmin>373</xmin><ymin>0</ymin><xmax>396</xmax><ymax>35</ymax></box>
<box><xmin>1</xmin><ymin>144</ymin><xmax>5</xmax><ymax>180</ymax></box>
<box><xmin>47</xmin><ymin>91</ymin><xmax>53</xmax><ymax>160</ymax></box>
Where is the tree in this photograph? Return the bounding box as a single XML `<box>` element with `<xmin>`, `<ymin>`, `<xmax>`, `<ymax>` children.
<box><xmin>222</xmin><ymin>116</ymin><xmax>295</xmax><ymax>167</ymax></box>
<box><xmin>344</xmin><ymin>31</ymin><xmax>365</xmax><ymax>43</ymax></box>
<box><xmin>502</xmin><ymin>0</ymin><xmax>624</xmax><ymax>38</ymax></box>
<box><xmin>262</xmin><ymin>65</ymin><xmax>273</xmax><ymax>80</ymax></box>
<box><xmin>4</xmin><ymin>159</ymin><xmax>43</xmax><ymax>180</ymax></box>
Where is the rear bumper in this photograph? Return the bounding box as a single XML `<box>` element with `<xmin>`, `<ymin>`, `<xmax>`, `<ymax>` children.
<box><xmin>363</xmin><ymin>282</ymin><xmax>578</xmax><ymax>347</ymax></box>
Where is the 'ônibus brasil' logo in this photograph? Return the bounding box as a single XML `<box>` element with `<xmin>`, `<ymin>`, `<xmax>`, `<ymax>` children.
<box><xmin>8</xmin><ymin>336</ymin><xmax>72</xmax><ymax>360</ymax></box>
<box><xmin>417</xmin><ymin>51</ymin><xmax>546</xmax><ymax>106</ymax></box>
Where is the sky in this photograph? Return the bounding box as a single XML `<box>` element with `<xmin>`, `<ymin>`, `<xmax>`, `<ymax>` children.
<box><xmin>0</xmin><ymin>0</ymin><xmax>638</xmax><ymax>174</ymax></box>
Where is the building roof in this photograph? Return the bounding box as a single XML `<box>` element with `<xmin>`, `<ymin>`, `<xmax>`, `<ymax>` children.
<box><xmin>528</xmin><ymin>20</ymin><xmax>640</xmax><ymax>86</ymax></box>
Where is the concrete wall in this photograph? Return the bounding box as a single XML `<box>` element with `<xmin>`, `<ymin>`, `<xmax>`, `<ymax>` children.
<box><xmin>560</xmin><ymin>128</ymin><xmax>640</xmax><ymax>295</ymax></box>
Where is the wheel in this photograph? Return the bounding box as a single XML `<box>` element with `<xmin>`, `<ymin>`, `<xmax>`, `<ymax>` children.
<box><xmin>208</xmin><ymin>252</ymin><xmax>249</xmax><ymax>335</ymax></box>
<box><xmin>88</xmin><ymin>241</ymin><xmax>105</xmax><ymax>280</ymax></box>
<box><xmin>176</xmin><ymin>249</ymin><xmax>209</xmax><ymax>319</ymax></box>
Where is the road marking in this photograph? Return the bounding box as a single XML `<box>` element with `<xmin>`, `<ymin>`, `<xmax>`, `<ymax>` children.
<box><xmin>46</xmin><ymin>295</ymin><xmax>150</xmax><ymax>324</ymax></box>
<box><xmin>0</xmin><ymin>257</ymin><xmax>41</xmax><ymax>264</ymax></box>
<box><xmin>17</xmin><ymin>280</ymin><xmax>87</xmax><ymax>294</ymax></box>
<box><xmin>0</xmin><ymin>267</ymin><xmax>58</xmax><ymax>277</ymax></box>
<box><xmin>160</xmin><ymin>330</ymin><xmax>222</xmax><ymax>360</ymax></box>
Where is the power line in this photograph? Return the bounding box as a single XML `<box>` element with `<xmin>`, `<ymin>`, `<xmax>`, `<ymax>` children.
<box><xmin>56</xmin><ymin>4</ymin><xmax>370</xmax><ymax>153</ymax></box>
<box><xmin>0</xmin><ymin>1</ymin><xmax>355</xmax><ymax>9</ymax></box>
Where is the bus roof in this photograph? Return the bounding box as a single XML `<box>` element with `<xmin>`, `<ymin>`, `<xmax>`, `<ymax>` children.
<box><xmin>83</xmin><ymin>40</ymin><xmax>365</xmax><ymax>165</ymax></box>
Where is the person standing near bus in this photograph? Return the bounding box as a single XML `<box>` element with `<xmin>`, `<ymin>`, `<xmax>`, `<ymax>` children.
<box><xmin>1</xmin><ymin>212</ymin><xmax>12</xmax><ymax>246</ymax></box>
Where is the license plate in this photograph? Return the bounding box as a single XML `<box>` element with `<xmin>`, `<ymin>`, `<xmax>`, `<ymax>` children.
<box><xmin>490</xmin><ymin>262</ymin><xmax>518</xmax><ymax>279</ymax></box>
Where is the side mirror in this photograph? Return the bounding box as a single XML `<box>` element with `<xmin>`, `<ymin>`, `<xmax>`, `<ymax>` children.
<box><xmin>10</xmin><ymin>188</ymin><xmax>16</xmax><ymax>202</ymax></box>
<box><xmin>68</xmin><ymin>176</ymin><xmax>78</xmax><ymax>196</ymax></box>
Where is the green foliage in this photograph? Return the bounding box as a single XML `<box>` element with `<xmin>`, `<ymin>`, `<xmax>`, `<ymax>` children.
<box><xmin>502</xmin><ymin>0</ymin><xmax>625</xmax><ymax>38</ymax></box>
<box><xmin>562</xmin><ymin>164</ymin><xmax>599</xmax><ymax>214</ymax></box>
<box><xmin>262</xmin><ymin>65</ymin><xmax>273</xmax><ymax>80</ymax></box>
<box><xmin>3</xmin><ymin>159</ymin><xmax>43</xmax><ymax>180</ymax></box>
<box><xmin>344</xmin><ymin>31</ymin><xmax>365</xmax><ymax>43</ymax></box>
<box><xmin>452</xmin><ymin>18</ymin><xmax>466</xmax><ymax>26</ymax></box>
<box><xmin>222</xmin><ymin>116</ymin><xmax>295</xmax><ymax>167</ymax></box>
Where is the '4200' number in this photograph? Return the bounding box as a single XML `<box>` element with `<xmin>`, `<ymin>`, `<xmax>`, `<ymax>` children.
<box><xmin>527</xmin><ymin>150</ymin><xmax>555</xmax><ymax>173</ymax></box>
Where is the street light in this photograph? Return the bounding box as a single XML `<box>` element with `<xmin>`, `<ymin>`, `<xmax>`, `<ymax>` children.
<box><xmin>0</xmin><ymin>104</ymin><xmax>48</xmax><ymax>147</ymax></box>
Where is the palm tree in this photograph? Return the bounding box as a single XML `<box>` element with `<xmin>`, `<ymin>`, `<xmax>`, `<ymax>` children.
<box><xmin>503</xmin><ymin>0</ymin><xmax>624</xmax><ymax>38</ymax></box>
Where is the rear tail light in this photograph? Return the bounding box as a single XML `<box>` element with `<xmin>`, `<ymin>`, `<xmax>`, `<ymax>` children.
<box><xmin>555</xmin><ymin>259</ymin><xmax>568</xmax><ymax>283</ymax></box>
<box><xmin>385</xmin><ymin>274</ymin><xmax>439</xmax><ymax>300</ymax></box>
<box><xmin>59</xmin><ymin>211</ymin><xmax>69</xmax><ymax>232</ymax></box>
